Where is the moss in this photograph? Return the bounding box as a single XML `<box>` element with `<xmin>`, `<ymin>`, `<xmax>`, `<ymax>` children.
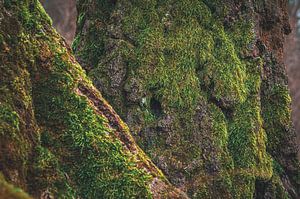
<box><xmin>232</xmin><ymin>175</ymin><xmax>256</xmax><ymax>199</ymax></box>
<box><xmin>18</xmin><ymin>0</ymin><xmax>52</xmax><ymax>32</ymax></box>
<box><xmin>255</xmin><ymin>163</ymin><xmax>291</xmax><ymax>199</ymax></box>
<box><xmin>228</xmin><ymin>97</ymin><xmax>273</xmax><ymax>177</ymax></box>
<box><xmin>32</xmin><ymin>145</ymin><xmax>76</xmax><ymax>198</ymax></box>
<box><xmin>1</xmin><ymin>0</ymin><xmax>298</xmax><ymax>198</ymax></box>
<box><xmin>0</xmin><ymin>105</ymin><xmax>20</xmax><ymax>137</ymax></box>
<box><xmin>0</xmin><ymin>104</ymin><xmax>29</xmax><ymax>165</ymax></box>
<box><xmin>0</xmin><ymin>103</ymin><xmax>31</xmax><ymax>189</ymax></box>
<box><xmin>74</xmin><ymin>0</ymin><xmax>286</xmax><ymax>197</ymax></box>
<box><xmin>0</xmin><ymin>173</ymin><xmax>32</xmax><ymax>199</ymax></box>
<box><xmin>0</xmin><ymin>0</ymin><xmax>176</xmax><ymax>198</ymax></box>
<box><xmin>30</xmin><ymin>44</ymin><xmax>153</xmax><ymax>197</ymax></box>
<box><xmin>4</xmin><ymin>0</ymin><xmax>13</xmax><ymax>8</ymax></box>
<box><xmin>262</xmin><ymin>84</ymin><xmax>292</xmax><ymax>152</ymax></box>
<box><xmin>261</xmin><ymin>73</ymin><xmax>300</xmax><ymax>193</ymax></box>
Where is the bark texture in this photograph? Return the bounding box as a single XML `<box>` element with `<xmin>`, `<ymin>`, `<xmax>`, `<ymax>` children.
<box><xmin>73</xmin><ymin>0</ymin><xmax>300</xmax><ymax>198</ymax></box>
<box><xmin>0</xmin><ymin>1</ymin><xmax>185</xmax><ymax>198</ymax></box>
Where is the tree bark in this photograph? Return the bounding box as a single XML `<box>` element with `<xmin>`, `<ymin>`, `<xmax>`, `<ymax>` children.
<box><xmin>73</xmin><ymin>0</ymin><xmax>300</xmax><ymax>198</ymax></box>
<box><xmin>0</xmin><ymin>1</ymin><xmax>185</xmax><ymax>198</ymax></box>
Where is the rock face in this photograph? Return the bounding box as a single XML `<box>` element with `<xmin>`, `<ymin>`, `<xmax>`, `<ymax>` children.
<box><xmin>0</xmin><ymin>1</ymin><xmax>186</xmax><ymax>198</ymax></box>
<box><xmin>73</xmin><ymin>0</ymin><xmax>300</xmax><ymax>198</ymax></box>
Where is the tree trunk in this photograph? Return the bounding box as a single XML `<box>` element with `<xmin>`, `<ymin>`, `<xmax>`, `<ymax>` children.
<box><xmin>73</xmin><ymin>0</ymin><xmax>300</xmax><ymax>198</ymax></box>
<box><xmin>0</xmin><ymin>1</ymin><xmax>185</xmax><ymax>198</ymax></box>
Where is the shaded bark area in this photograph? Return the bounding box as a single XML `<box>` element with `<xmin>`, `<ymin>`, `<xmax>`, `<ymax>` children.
<box><xmin>0</xmin><ymin>1</ymin><xmax>185</xmax><ymax>198</ymax></box>
<box><xmin>74</xmin><ymin>0</ymin><xmax>300</xmax><ymax>198</ymax></box>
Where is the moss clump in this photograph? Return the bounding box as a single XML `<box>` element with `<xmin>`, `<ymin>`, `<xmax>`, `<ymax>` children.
<box><xmin>33</xmin><ymin>54</ymin><xmax>152</xmax><ymax>197</ymax></box>
<box><xmin>262</xmin><ymin>84</ymin><xmax>292</xmax><ymax>153</ymax></box>
<box><xmin>0</xmin><ymin>104</ymin><xmax>31</xmax><ymax>191</ymax></box>
<box><xmin>254</xmin><ymin>161</ymin><xmax>292</xmax><ymax>199</ymax></box>
<box><xmin>228</xmin><ymin>97</ymin><xmax>273</xmax><ymax>177</ymax></box>
<box><xmin>18</xmin><ymin>0</ymin><xmax>52</xmax><ymax>32</ymax></box>
<box><xmin>32</xmin><ymin>145</ymin><xmax>76</xmax><ymax>198</ymax></box>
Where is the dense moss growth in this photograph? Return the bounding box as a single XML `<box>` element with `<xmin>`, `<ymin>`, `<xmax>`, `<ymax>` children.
<box><xmin>1</xmin><ymin>0</ymin><xmax>299</xmax><ymax>198</ymax></box>
<box><xmin>74</xmin><ymin>0</ymin><xmax>300</xmax><ymax>198</ymax></box>
<box><xmin>32</xmin><ymin>47</ymin><xmax>153</xmax><ymax>198</ymax></box>
<box><xmin>0</xmin><ymin>0</ymin><xmax>184</xmax><ymax>198</ymax></box>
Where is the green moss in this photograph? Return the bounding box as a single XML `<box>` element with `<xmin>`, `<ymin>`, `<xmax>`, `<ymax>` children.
<box><xmin>18</xmin><ymin>0</ymin><xmax>52</xmax><ymax>31</ymax></box>
<box><xmin>73</xmin><ymin>0</ymin><xmax>284</xmax><ymax>197</ymax></box>
<box><xmin>0</xmin><ymin>104</ymin><xmax>19</xmax><ymax>137</ymax></box>
<box><xmin>0</xmin><ymin>103</ymin><xmax>30</xmax><ymax>182</ymax></box>
<box><xmin>228</xmin><ymin>97</ymin><xmax>272</xmax><ymax>177</ymax></box>
<box><xmin>232</xmin><ymin>175</ymin><xmax>255</xmax><ymax>199</ymax></box>
<box><xmin>262</xmin><ymin>84</ymin><xmax>292</xmax><ymax>152</ymax></box>
<box><xmin>26</xmin><ymin>7</ymin><xmax>153</xmax><ymax>195</ymax></box>
<box><xmin>256</xmin><ymin>169</ymin><xmax>291</xmax><ymax>199</ymax></box>
<box><xmin>261</xmin><ymin>80</ymin><xmax>300</xmax><ymax>192</ymax></box>
<box><xmin>4</xmin><ymin>0</ymin><xmax>13</xmax><ymax>8</ymax></box>
<box><xmin>33</xmin><ymin>52</ymin><xmax>152</xmax><ymax>198</ymax></box>
<box><xmin>32</xmin><ymin>145</ymin><xmax>76</xmax><ymax>198</ymax></box>
<box><xmin>273</xmin><ymin>160</ymin><xmax>285</xmax><ymax>176</ymax></box>
<box><xmin>1</xmin><ymin>1</ymin><xmax>159</xmax><ymax>198</ymax></box>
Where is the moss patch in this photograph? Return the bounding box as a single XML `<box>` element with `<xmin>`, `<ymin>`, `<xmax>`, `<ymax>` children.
<box><xmin>0</xmin><ymin>0</ymin><xmax>172</xmax><ymax>198</ymax></box>
<box><xmin>73</xmin><ymin>0</ymin><xmax>294</xmax><ymax>197</ymax></box>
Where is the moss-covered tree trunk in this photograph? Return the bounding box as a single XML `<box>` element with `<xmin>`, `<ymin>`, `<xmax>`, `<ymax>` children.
<box><xmin>0</xmin><ymin>1</ymin><xmax>186</xmax><ymax>198</ymax></box>
<box><xmin>73</xmin><ymin>0</ymin><xmax>300</xmax><ymax>198</ymax></box>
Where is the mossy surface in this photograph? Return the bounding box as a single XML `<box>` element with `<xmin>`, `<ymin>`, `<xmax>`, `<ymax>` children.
<box><xmin>74</xmin><ymin>0</ymin><xmax>300</xmax><ymax>198</ymax></box>
<box><xmin>32</xmin><ymin>48</ymin><xmax>153</xmax><ymax>198</ymax></box>
<box><xmin>0</xmin><ymin>0</ymin><xmax>184</xmax><ymax>198</ymax></box>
